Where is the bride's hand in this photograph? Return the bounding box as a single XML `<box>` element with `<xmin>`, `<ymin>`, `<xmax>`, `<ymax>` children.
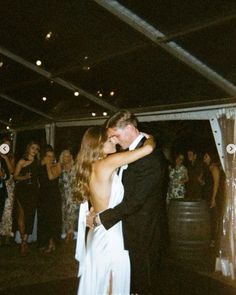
<box><xmin>142</xmin><ymin>132</ymin><xmax>151</xmax><ymax>139</ymax></box>
<box><xmin>143</xmin><ymin>133</ymin><xmax>156</xmax><ymax>151</ymax></box>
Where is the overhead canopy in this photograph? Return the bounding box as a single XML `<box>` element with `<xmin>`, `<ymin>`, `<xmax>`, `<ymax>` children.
<box><xmin>1</xmin><ymin>0</ymin><xmax>236</xmax><ymax>130</ymax></box>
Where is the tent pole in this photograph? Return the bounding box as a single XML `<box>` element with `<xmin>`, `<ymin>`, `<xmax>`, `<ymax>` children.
<box><xmin>209</xmin><ymin>117</ymin><xmax>225</xmax><ymax>171</ymax></box>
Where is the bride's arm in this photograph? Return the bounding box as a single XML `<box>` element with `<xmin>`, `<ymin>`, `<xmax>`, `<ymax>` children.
<box><xmin>101</xmin><ymin>135</ymin><xmax>155</xmax><ymax>173</ymax></box>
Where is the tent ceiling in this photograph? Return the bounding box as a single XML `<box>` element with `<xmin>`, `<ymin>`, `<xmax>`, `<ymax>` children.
<box><xmin>0</xmin><ymin>0</ymin><xmax>236</xmax><ymax>129</ymax></box>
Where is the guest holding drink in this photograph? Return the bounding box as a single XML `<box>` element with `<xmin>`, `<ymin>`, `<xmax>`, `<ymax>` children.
<box><xmin>14</xmin><ymin>141</ymin><xmax>40</xmax><ymax>256</ymax></box>
<box><xmin>38</xmin><ymin>145</ymin><xmax>62</xmax><ymax>253</ymax></box>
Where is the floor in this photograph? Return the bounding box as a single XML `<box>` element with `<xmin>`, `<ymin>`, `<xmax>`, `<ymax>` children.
<box><xmin>0</xmin><ymin>240</ymin><xmax>235</xmax><ymax>295</ymax></box>
<box><xmin>0</xmin><ymin>240</ymin><xmax>78</xmax><ymax>294</ymax></box>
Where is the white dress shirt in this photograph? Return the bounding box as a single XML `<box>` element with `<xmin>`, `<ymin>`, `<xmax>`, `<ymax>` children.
<box><xmin>118</xmin><ymin>132</ymin><xmax>145</xmax><ymax>178</ymax></box>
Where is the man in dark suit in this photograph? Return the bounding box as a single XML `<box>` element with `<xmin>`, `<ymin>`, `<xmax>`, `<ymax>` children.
<box><xmin>90</xmin><ymin>110</ymin><xmax>168</xmax><ymax>295</ymax></box>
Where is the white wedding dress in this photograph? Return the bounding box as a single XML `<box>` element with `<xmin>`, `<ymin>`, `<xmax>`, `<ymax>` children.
<box><xmin>75</xmin><ymin>172</ymin><xmax>130</xmax><ymax>295</ymax></box>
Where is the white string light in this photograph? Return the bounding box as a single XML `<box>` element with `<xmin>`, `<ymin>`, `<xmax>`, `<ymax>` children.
<box><xmin>36</xmin><ymin>60</ymin><xmax>42</xmax><ymax>66</ymax></box>
<box><xmin>45</xmin><ymin>31</ymin><xmax>53</xmax><ymax>40</ymax></box>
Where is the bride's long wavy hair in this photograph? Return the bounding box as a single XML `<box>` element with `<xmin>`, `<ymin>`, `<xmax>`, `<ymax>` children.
<box><xmin>74</xmin><ymin>126</ymin><xmax>107</xmax><ymax>203</ymax></box>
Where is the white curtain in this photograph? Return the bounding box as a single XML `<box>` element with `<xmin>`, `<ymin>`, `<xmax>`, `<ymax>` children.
<box><xmin>45</xmin><ymin>123</ymin><xmax>55</xmax><ymax>147</ymax></box>
<box><xmin>215</xmin><ymin>108</ymin><xmax>236</xmax><ymax>279</ymax></box>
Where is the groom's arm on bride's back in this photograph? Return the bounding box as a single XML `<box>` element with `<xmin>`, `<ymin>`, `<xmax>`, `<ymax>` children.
<box><xmin>100</xmin><ymin>151</ymin><xmax>164</xmax><ymax>230</ymax></box>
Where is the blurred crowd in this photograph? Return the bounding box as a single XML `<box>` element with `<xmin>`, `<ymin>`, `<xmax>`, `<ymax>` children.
<box><xmin>166</xmin><ymin>148</ymin><xmax>225</xmax><ymax>248</ymax></box>
<box><xmin>0</xmin><ymin>137</ymin><xmax>79</xmax><ymax>256</ymax></box>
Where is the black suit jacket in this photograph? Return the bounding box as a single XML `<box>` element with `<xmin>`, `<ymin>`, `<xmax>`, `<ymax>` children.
<box><xmin>100</xmin><ymin>137</ymin><xmax>168</xmax><ymax>254</ymax></box>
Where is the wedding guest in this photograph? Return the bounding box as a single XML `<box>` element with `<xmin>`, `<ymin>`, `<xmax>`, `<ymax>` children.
<box><xmin>186</xmin><ymin>148</ymin><xmax>204</xmax><ymax>199</ymax></box>
<box><xmin>59</xmin><ymin>149</ymin><xmax>78</xmax><ymax>242</ymax></box>
<box><xmin>38</xmin><ymin>145</ymin><xmax>62</xmax><ymax>253</ymax></box>
<box><xmin>0</xmin><ymin>138</ymin><xmax>15</xmax><ymax>246</ymax></box>
<box><xmin>202</xmin><ymin>150</ymin><xmax>224</xmax><ymax>247</ymax></box>
<box><xmin>167</xmin><ymin>153</ymin><xmax>188</xmax><ymax>203</ymax></box>
<box><xmin>14</xmin><ymin>141</ymin><xmax>40</xmax><ymax>256</ymax></box>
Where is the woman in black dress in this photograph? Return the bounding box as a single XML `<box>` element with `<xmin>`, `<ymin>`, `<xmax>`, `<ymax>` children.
<box><xmin>38</xmin><ymin>145</ymin><xmax>62</xmax><ymax>253</ymax></box>
<box><xmin>14</xmin><ymin>141</ymin><xmax>40</xmax><ymax>256</ymax></box>
<box><xmin>202</xmin><ymin>150</ymin><xmax>224</xmax><ymax>248</ymax></box>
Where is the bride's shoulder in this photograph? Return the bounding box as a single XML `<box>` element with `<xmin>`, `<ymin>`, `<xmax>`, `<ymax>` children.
<box><xmin>93</xmin><ymin>156</ymin><xmax>114</xmax><ymax>172</ymax></box>
<box><xmin>92</xmin><ymin>160</ymin><xmax>112</xmax><ymax>181</ymax></box>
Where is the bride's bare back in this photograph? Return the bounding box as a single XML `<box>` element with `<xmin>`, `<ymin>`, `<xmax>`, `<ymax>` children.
<box><xmin>89</xmin><ymin>163</ymin><xmax>113</xmax><ymax>212</ymax></box>
<box><xmin>89</xmin><ymin>135</ymin><xmax>155</xmax><ymax>213</ymax></box>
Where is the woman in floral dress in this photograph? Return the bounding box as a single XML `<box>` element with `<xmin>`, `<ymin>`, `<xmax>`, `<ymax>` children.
<box><xmin>59</xmin><ymin>149</ymin><xmax>78</xmax><ymax>242</ymax></box>
<box><xmin>167</xmin><ymin>153</ymin><xmax>188</xmax><ymax>203</ymax></box>
<box><xmin>0</xmin><ymin>138</ymin><xmax>15</xmax><ymax>245</ymax></box>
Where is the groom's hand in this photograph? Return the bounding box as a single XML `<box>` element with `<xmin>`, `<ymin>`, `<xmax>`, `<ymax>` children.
<box><xmin>86</xmin><ymin>207</ymin><xmax>102</xmax><ymax>229</ymax></box>
<box><xmin>86</xmin><ymin>207</ymin><xmax>96</xmax><ymax>229</ymax></box>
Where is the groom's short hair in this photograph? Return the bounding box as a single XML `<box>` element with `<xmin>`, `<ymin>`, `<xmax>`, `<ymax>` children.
<box><xmin>105</xmin><ymin>110</ymin><xmax>138</xmax><ymax>129</ymax></box>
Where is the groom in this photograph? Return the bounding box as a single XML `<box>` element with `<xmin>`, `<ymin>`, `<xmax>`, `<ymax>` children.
<box><xmin>88</xmin><ymin>110</ymin><xmax>168</xmax><ymax>295</ymax></box>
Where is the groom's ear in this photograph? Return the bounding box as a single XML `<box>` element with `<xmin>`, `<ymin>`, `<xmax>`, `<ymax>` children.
<box><xmin>125</xmin><ymin>124</ymin><xmax>134</xmax><ymax>132</ymax></box>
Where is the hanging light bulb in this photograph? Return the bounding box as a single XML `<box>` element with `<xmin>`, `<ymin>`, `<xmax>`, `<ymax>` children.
<box><xmin>74</xmin><ymin>91</ymin><xmax>80</xmax><ymax>96</ymax></box>
<box><xmin>45</xmin><ymin>31</ymin><xmax>53</xmax><ymax>40</ymax></box>
<box><xmin>36</xmin><ymin>60</ymin><xmax>42</xmax><ymax>66</ymax></box>
<box><xmin>83</xmin><ymin>65</ymin><xmax>91</xmax><ymax>71</ymax></box>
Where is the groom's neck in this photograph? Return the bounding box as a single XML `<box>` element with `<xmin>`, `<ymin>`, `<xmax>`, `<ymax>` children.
<box><xmin>128</xmin><ymin>129</ymin><xmax>140</xmax><ymax>146</ymax></box>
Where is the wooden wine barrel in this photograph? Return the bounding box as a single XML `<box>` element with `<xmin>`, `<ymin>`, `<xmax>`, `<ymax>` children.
<box><xmin>168</xmin><ymin>199</ymin><xmax>210</xmax><ymax>262</ymax></box>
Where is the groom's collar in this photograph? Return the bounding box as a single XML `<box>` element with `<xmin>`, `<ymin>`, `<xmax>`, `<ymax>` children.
<box><xmin>129</xmin><ymin>133</ymin><xmax>144</xmax><ymax>151</ymax></box>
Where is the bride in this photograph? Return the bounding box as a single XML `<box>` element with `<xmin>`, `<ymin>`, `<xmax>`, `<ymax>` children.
<box><xmin>75</xmin><ymin>126</ymin><xmax>155</xmax><ymax>295</ymax></box>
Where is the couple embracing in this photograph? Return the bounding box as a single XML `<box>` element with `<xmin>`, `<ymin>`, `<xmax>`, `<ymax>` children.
<box><xmin>75</xmin><ymin>110</ymin><xmax>168</xmax><ymax>295</ymax></box>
